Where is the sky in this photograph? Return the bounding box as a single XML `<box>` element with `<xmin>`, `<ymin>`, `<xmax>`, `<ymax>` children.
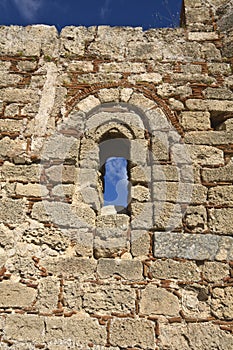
<box><xmin>0</xmin><ymin>0</ymin><xmax>183</xmax><ymax>31</ymax></box>
<box><xmin>104</xmin><ymin>157</ymin><xmax>129</xmax><ymax>208</ymax></box>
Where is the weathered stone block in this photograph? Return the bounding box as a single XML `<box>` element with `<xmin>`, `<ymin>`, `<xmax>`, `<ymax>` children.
<box><xmin>202</xmin><ymin>160</ymin><xmax>233</xmax><ymax>183</ymax></box>
<box><xmin>97</xmin><ymin>258</ymin><xmax>143</xmax><ymax>280</ymax></box>
<box><xmin>34</xmin><ymin>277</ymin><xmax>60</xmax><ymax>312</ymax></box>
<box><xmin>209</xmin><ymin>208</ymin><xmax>233</xmax><ymax>235</ymax></box>
<box><xmin>131</xmin><ymin>202</ymin><xmax>153</xmax><ymax>229</ymax></box>
<box><xmin>16</xmin><ymin>183</ymin><xmax>49</xmax><ymax>197</ymax></box>
<box><xmin>202</xmin><ymin>261</ymin><xmax>229</xmax><ymax>282</ymax></box>
<box><xmin>131</xmin><ymin>230</ymin><xmax>151</xmax><ymax>257</ymax></box>
<box><xmin>159</xmin><ymin>323</ymin><xmax>233</xmax><ymax>350</ymax></box>
<box><xmin>208</xmin><ymin>185</ymin><xmax>233</xmax><ymax>205</ymax></box>
<box><xmin>184</xmin><ymin>130</ymin><xmax>233</xmax><ymax>145</ymax></box>
<box><xmin>83</xmin><ymin>284</ymin><xmax>135</xmax><ymax>315</ymax></box>
<box><xmin>186</xmin><ymin>99</ymin><xmax>233</xmax><ymax>112</ymax></box>
<box><xmin>45</xmin><ymin>165</ymin><xmax>76</xmax><ymax>183</ymax></box>
<box><xmin>0</xmin><ymin>199</ymin><xmax>25</xmax><ymax>224</ymax></box>
<box><xmin>60</xmin><ymin>26</ymin><xmax>96</xmax><ymax>56</ymax></box>
<box><xmin>0</xmin><ymin>162</ymin><xmax>39</xmax><ymax>182</ymax></box>
<box><xmin>180</xmin><ymin>111</ymin><xmax>211</xmax><ymax>131</ymax></box>
<box><xmin>41</xmin><ymin>257</ymin><xmax>97</xmax><ymax>280</ymax></box>
<box><xmin>110</xmin><ymin>318</ymin><xmax>155</xmax><ymax>349</ymax></box>
<box><xmin>185</xmin><ymin>205</ymin><xmax>207</xmax><ymax>232</ymax></box>
<box><xmin>172</xmin><ymin>144</ymin><xmax>224</xmax><ymax>166</ymax></box>
<box><xmin>153</xmin><ymin>232</ymin><xmax>220</xmax><ymax>260</ymax></box>
<box><xmin>140</xmin><ymin>285</ymin><xmax>180</xmax><ymax>316</ymax></box>
<box><xmin>149</xmin><ymin>259</ymin><xmax>199</xmax><ymax>281</ymax></box>
<box><xmin>211</xmin><ymin>287</ymin><xmax>233</xmax><ymax>320</ymax></box>
<box><xmin>0</xmin><ymin>282</ymin><xmax>36</xmax><ymax>308</ymax></box>
<box><xmin>0</xmin><ymin>119</ymin><xmax>24</xmax><ymax>133</ymax></box>
<box><xmin>4</xmin><ymin>314</ymin><xmax>45</xmax><ymax>342</ymax></box>
<box><xmin>63</xmin><ymin>281</ymin><xmax>83</xmax><ymax>311</ymax></box>
<box><xmin>45</xmin><ymin>315</ymin><xmax>107</xmax><ymax>345</ymax></box>
<box><xmin>131</xmin><ymin>185</ymin><xmax>150</xmax><ymax>202</ymax></box>
<box><xmin>41</xmin><ymin>134</ymin><xmax>80</xmax><ymax>161</ymax></box>
<box><xmin>31</xmin><ymin>201</ymin><xmax>95</xmax><ymax>227</ymax></box>
<box><xmin>0</xmin><ymin>137</ymin><xmax>27</xmax><ymax>160</ymax></box>
<box><xmin>153</xmin><ymin>202</ymin><xmax>183</xmax><ymax>230</ymax></box>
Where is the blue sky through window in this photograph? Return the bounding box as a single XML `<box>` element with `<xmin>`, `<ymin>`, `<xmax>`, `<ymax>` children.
<box><xmin>0</xmin><ymin>1</ymin><xmax>183</xmax><ymax>30</ymax></box>
<box><xmin>104</xmin><ymin>157</ymin><xmax>128</xmax><ymax>208</ymax></box>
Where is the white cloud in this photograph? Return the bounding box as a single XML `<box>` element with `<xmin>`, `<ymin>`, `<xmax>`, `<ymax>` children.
<box><xmin>105</xmin><ymin>178</ymin><xmax>130</xmax><ymax>207</ymax></box>
<box><xmin>13</xmin><ymin>0</ymin><xmax>43</xmax><ymax>21</ymax></box>
<box><xmin>100</xmin><ymin>0</ymin><xmax>111</xmax><ymax>20</ymax></box>
<box><xmin>105</xmin><ymin>157</ymin><xmax>128</xmax><ymax>185</ymax></box>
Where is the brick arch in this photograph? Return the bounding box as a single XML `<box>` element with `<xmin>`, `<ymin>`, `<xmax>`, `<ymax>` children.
<box><xmin>66</xmin><ymin>82</ymin><xmax>184</xmax><ymax>136</ymax></box>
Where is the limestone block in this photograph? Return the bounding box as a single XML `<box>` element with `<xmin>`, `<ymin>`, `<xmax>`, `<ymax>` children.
<box><xmin>202</xmin><ymin>160</ymin><xmax>233</xmax><ymax>183</ymax></box>
<box><xmin>203</xmin><ymin>87</ymin><xmax>233</xmax><ymax>100</ymax></box>
<box><xmin>32</xmin><ymin>201</ymin><xmax>95</xmax><ymax>227</ymax></box>
<box><xmin>128</xmin><ymin>72</ymin><xmax>162</xmax><ymax>84</ymax></box>
<box><xmin>0</xmin><ymin>119</ymin><xmax>24</xmax><ymax>134</ymax></box>
<box><xmin>185</xmin><ymin>206</ymin><xmax>207</xmax><ymax>232</ymax></box>
<box><xmin>131</xmin><ymin>230</ymin><xmax>151</xmax><ymax>257</ymax></box>
<box><xmin>186</xmin><ymin>99</ymin><xmax>233</xmax><ymax>112</ymax></box>
<box><xmin>45</xmin><ymin>165</ymin><xmax>76</xmax><ymax>183</ymax></box>
<box><xmin>0</xmin><ymin>199</ymin><xmax>26</xmax><ymax>224</ymax></box>
<box><xmin>17</xmin><ymin>60</ymin><xmax>37</xmax><ymax>72</ymax></box>
<box><xmin>41</xmin><ymin>134</ymin><xmax>80</xmax><ymax>161</ymax></box>
<box><xmin>0</xmin><ymin>87</ymin><xmax>39</xmax><ymax>104</ymax></box>
<box><xmin>45</xmin><ymin>315</ymin><xmax>107</xmax><ymax>345</ymax></box>
<box><xmin>202</xmin><ymin>261</ymin><xmax>230</xmax><ymax>282</ymax></box>
<box><xmin>131</xmin><ymin>185</ymin><xmax>150</xmax><ymax>202</ymax></box>
<box><xmin>153</xmin><ymin>232</ymin><xmax>220</xmax><ymax>260</ymax></box>
<box><xmin>188</xmin><ymin>32</ymin><xmax>219</xmax><ymax>41</ymax></box>
<box><xmin>129</xmin><ymin>93</ymin><xmax>155</xmax><ymax>111</ymax></box>
<box><xmin>140</xmin><ymin>284</ymin><xmax>180</xmax><ymax>316</ymax></box>
<box><xmin>97</xmin><ymin>258</ymin><xmax>143</xmax><ymax>280</ymax></box>
<box><xmin>67</xmin><ymin>60</ymin><xmax>94</xmax><ymax>72</ymax></box>
<box><xmin>171</xmin><ymin>144</ymin><xmax>224</xmax><ymax>166</ymax></box>
<box><xmin>83</xmin><ymin>284</ymin><xmax>135</xmax><ymax>315</ymax></box>
<box><xmin>146</xmin><ymin>108</ymin><xmax>172</xmax><ymax>133</ymax></box>
<box><xmin>0</xmin><ymin>282</ymin><xmax>36</xmax><ymax>308</ymax></box>
<box><xmin>63</xmin><ymin>281</ymin><xmax>83</xmax><ymax>311</ymax></box>
<box><xmin>131</xmin><ymin>165</ymin><xmax>151</xmax><ymax>184</ymax></box>
<box><xmin>0</xmin><ymin>223</ymin><xmax>15</xmax><ymax>248</ymax></box>
<box><xmin>153</xmin><ymin>202</ymin><xmax>183</xmax><ymax>231</ymax></box>
<box><xmin>16</xmin><ymin>183</ymin><xmax>49</xmax><ymax>197</ymax></box>
<box><xmin>41</xmin><ymin>257</ymin><xmax>97</xmax><ymax>280</ymax></box>
<box><xmin>151</xmin><ymin>131</ymin><xmax>169</xmax><ymax>161</ymax></box>
<box><xmin>34</xmin><ymin>277</ymin><xmax>60</xmax><ymax>312</ymax></box>
<box><xmin>4</xmin><ymin>314</ymin><xmax>45</xmax><ymax>342</ymax></box>
<box><xmin>98</xmin><ymin>88</ymin><xmax>120</xmax><ymax>103</ymax></box>
<box><xmin>180</xmin><ymin>111</ymin><xmax>211</xmax><ymax>131</ymax></box>
<box><xmin>0</xmin><ymin>137</ymin><xmax>27</xmax><ymax>160</ymax></box>
<box><xmin>51</xmin><ymin>184</ymin><xmax>74</xmax><ymax>197</ymax></box>
<box><xmin>120</xmin><ymin>87</ymin><xmax>133</xmax><ymax>102</ymax></box>
<box><xmin>159</xmin><ymin>323</ymin><xmax>233</xmax><ymax>350</ymax></box>
<box><xmin>99</xmin><ymin>62</ymin><xmax>146</xmax><ymax>73</ymax></box>
<box><xmin>131</xmin><ymin>202</ymin><xmax>153</xmax><ymax>229</ymax></box>
<box><xmin>184</xmin><ymin>130</ymin><xmax>233</xmax><ymax>145</ymax></box>
<box><xmin>211</xmin><ymin>287</ymin><xmax>233</xmax><ymax>320</ymax></box>
<box><xmin>94</xmin><ymin>226</ymin><xmax>128</xmax><ymax>258</ymax></box>
<box><xmin>0</xmin><ymin>162</ymin><xmax>39</xmax><ymax>182</ymax></box>
<box><xmin>77</xmin><ymin>95</ymin><xmax>100</xmax><ymax>112</ymax></box>
<box><xmin>149</xmin><ymin>259</ymin><xmax>199</xmax><ymax>281</ymax></box>
<box><xmin>209</xmin><ymin>208</ymin><xmax>233</xmax><ymax>235</ymax></box>
<box><xmin>169</xmin><ymin>98</ymin><xmax>185</xmax><ymax>111</ymax></box>
<box><xmin>153</xmin><ymin>164</ymin><xmax>179</xmax><ymax>182</ymax></box>
<box><xmin>208</xmin><ymin>185</ymin><xmax>233</xmax><ymax>205</ymax></box>
<box><xmin>110</xmin><ymin>318</ymin><xmax>155</xmax><ymax>349</ymax></box>
<box><xmin>0</xmin><ymin>25</ymin><xmax>58</xmax><ymax>57</ymax></box>
<box><xmin>60</xmin><ymin>26</ymin><xmax>96</xmax><ymax>56</ymax></box>
<box><xmin>216</xmin><ymin>236</ymin><xmax>233</xmax><ymax>261</ymax></box>
<box><xmin>88</xmin><ymin>26</ymin><xmax>143</xmax><ymax>60</ymax></box>
<box><xmin>208</xmin><ymin>63</ymin><xmax>232</xmax><ymax>75</ymax></box>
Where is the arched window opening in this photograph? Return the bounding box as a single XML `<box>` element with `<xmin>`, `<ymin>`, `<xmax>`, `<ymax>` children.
<box><xmin>99</xmin><ymin>134</ymin><xmax>131</xmax><ymax>214</ymax></box>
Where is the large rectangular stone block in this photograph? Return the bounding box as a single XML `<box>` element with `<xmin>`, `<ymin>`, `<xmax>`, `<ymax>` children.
<box><xmin>0</xmin><ymin>282</ymin><xmax>36</xmax><ymax>308</ymax></box>
<box><xmin>97</xmin><ymin>258</ymin><xmax>143</xmax><ymax>281</ymax></box>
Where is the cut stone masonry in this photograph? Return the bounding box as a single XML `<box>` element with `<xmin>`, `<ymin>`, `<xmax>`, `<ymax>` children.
<box><xmin>0</xmin><ymin>0</ymin><xmax>233</xmax><ymax>349</ymax></box>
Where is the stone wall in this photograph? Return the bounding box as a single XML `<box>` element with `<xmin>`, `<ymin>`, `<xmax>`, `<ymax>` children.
<box><xmin>0</xmin><ymin>0</ymin><xmax>233</xmax><ymax>349</ymax></box>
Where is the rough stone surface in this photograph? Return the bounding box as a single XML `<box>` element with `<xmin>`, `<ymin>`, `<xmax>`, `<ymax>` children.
<box><xmin>110</xmin><ymin>318</ymin><xmax>155</xmax><ymax>349</ymax></box>
<box><xmin>0</xmin><ymin>282</ymin><xmax>37</xmax><ymax>308</ymax></box>
<box><xmin>140</xmin><ymin>285</ymin><xmax>180</xmax><ymax>316</ymax></box>
<box><xmin>97</xmin><ymin>259</ymin><xmax>143</xmax><ymax>280</ymax></box>
<box><xmin>1</xmin><ymin>2</ymin><xmax>233</xmax><ymax>348</ymax></box>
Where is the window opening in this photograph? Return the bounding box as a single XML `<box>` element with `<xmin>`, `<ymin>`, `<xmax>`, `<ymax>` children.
<box><xmin>103</xmin><ymin>157</ymin><xmax>129</xmax><ymax>211</ymax></box>
<box><xmin>99</xmin><ymin>135</ymin><xmax>130</xmax><ymax>214</ymax></box>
